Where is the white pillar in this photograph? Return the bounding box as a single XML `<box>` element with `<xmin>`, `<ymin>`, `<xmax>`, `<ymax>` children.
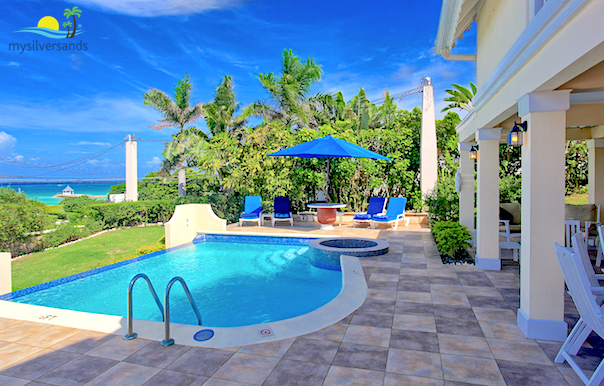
<box><xmin>475</xmin><ymin>128</ymin><xmax>501</xmax><ymax>270</ymax></box>
<box><xmin>178</xmin><ymin>168</ymin><xmax>186</xmax><ymax>197</ymax></box>
<box><xmin>459</xmin><ymin>142</ymin><xmax>476</xmax><ymax>232</ymax></box>
<box><xmin>0</xmin><ymin>252</ymin><xmax>11</xmax><ymax>295</ymax></box>
<box><xmin>517</xmin><ymin>90</ymin><xmax>570</xmax><ymax>342</ymax></box>
<box><xmin>125</xmin><ymin>136</ymin><xmax>138</xmax><ymax>202</ymax></box>
<box><xmin>588</xmin><ymin>138</ymin><xmax>604</xmax><ymax>207</ymax></box>
<box><xmin>421</xmin><ymin>78</ymin><xmax>438</xmax><ymax>199</ymax></box>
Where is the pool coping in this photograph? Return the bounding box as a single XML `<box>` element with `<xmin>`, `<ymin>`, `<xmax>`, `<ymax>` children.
<box><xmin>0</xmin><ymin>233</ymin><xmax>368</xmax><ymax>348</ymax></box>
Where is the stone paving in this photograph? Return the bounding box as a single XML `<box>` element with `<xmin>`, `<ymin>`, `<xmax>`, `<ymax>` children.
<box><xmin>0</xmin><ymin>223</ymin><xmax>600</xmax><ymax>385</ymax></box>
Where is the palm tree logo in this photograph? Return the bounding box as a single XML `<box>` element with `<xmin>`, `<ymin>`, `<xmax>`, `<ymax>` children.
<box><xmin>63</xmin><ymin>6</ymin><xmax>82</xmax><ymax>39</ymax></box>
<box><xmin>62</xmin><ymin>21</ymin><xmax>72</xmax><ymax>38</ymax></box>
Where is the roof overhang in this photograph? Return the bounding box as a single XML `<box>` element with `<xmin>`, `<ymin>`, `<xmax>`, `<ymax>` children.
<box><xmin>435</xmin><ymin>0</ymin><xmax>483</xmax><ymax>59</ymax></box>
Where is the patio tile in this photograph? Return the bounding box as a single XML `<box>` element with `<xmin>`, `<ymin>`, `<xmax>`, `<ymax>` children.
<box><xmin>429</xmin><ymin>276</ymin><xmax>461</xmax><ymax>286</ymax></box>
<box><xmin>463</xmin><ymin>286</ymin><xmax>504</xmax><ymax>298</ymax></box>
<box><xmin>431</xmin><ymin>292</ymin><xmax>470</xmax><ymax>307</ymax></box>
<box><xmin>497</xmin><ymin>359</ymin><xmax>570</xmax><ymax>386</ymax></box>
<box><xmin>434</xmin><ymin>317</ymin><xmax>484</xmax><ymax>337</ymax></box>
<box><xmin>386</xmin><ymin>348</ymin><xmax>443</xmax><ymax>379</ymax></box>
<box><xmin>202</xmin><ymin>379</ymin><xmax>254</xmax><ymax>386</ymax></box>
<box><xmin>15</xmin><ymin>325</ymin><xmax>80</xmax><ymax>348</ymax></box>
<box><xmin>456</xmin><ymin>272</ymin><xmax>495</xmax><ymax>287</ymax></box>
<box><xmin>370</xmin><ymin>273</ymin><xmax>399</xmax><ymax>282</ymax></box>
<box><xmin>398</xmin><ymin>281</ymin><xmax>431</xmax><ymax>292</ymax></box>
<box><xmin>49</xmin><ymin>330</ymin><xmax>114</xmax><ymax>354</ymax></box>
<box><xmin>0</xmin><ymin>375</ymin><xmax>29</xmax><ymax>386</ymax></box>
<box><xmin>368</xmin><ymin>280</ymin><xmax>399</xmax><ymax>291</ymax></box>
<box><xmin>143</xmin><ymin>369</ymin><xmax>205</xmax><ymax>386</ymax></box>
<box><xmin>399</xmin><ymin>263</ymin><xmax>428</xmax><ymax>270</ymax></box>
<box><xmin>441</xmin><ymin>354</ymin><xmax>505</xmax><ymax>386</ymax></box>
<box><xmin>338</xmin><ymin>313</ymin><xmax>354</xmax><ymax>325</ymax></box>
<box><xmin>373</xmin><ymin>267</ymin><xmax>400</xmax><ymax>275</ymax></box>
<box><xmin>399</xmin><ymin>274</ymin><xmax>429</xmax><ymax>283</ymax></box>
<box><xmin>437</xmin><ymin>333</ymin><xmax>493</xmax><ymax>359</ymax></box>
<box><xmin>0</xmin><ymin>321</ymin><xmax>51</xmax><ymax>343</ymax></box>
<box><xmin>303</xmin><ymin>322</ymin><xmax>348</xmax><ymax>342</ymax></box>
<box><xmin>384</xmin><ymin>373</ymin><xmax>444</xmax><ymax>386</ymax></box>
<box><xmin>375</xmin><ymin>261</ymin><xmax>401</xmax><ymax>269</ymax></box>
<box><xmin>342</xmin><ymin>325</ymin><xmax>391</xmax><ymax>348</ymax></box>
<box><xmin>0</xmin><ymin>318</ymin><xmax>23</xmax><ymax>331</ymax></box>
<box><xmin>487</xmin><ymin>339</ymin><xmax>553</xmax><ymax>365</ymax></box>
<box><xmin>0</xmin><ymin>348</ymin><xmax>78</xmax><ymax>380</ymax></box>
<box><xmin>211</xmin><ymin>353</ymin><xmax>279</xmax><ymax>385</ymax></box>
<box><xmin>323</xmin><ymin>365</ymin><xmax>385</xmax><ymax>386</ymax></box>
<box><xmin>263</xmin><ymin>359</ymin><xmax>329</xmax><ymax>386</ymax></box>
<box><xmin>351</xmin><ymin>312</ymin><xmax>393</xmax><ymax>329</ymax></box>
<box><xmin>396</xmin><ymin>291</ymin><xmax>432</xmax><ymax>304</ymax></box>
<box><xmin>283</xmin><ymin>338</ymin><xmax>339</xmax><ymax>364</ymax></box>
<box><xmin>473</xmin><ymin>308</ymin><xmax>517</xmax><ymax>323</ymax></box>
<box><xmin>367</xmin><ymin>289</ymin><xmax>397</xmax><ymax>301</ymax></box>
<box><xmin>556</xmin><ymin>365</ymin><xmax>589</xmax><ymax>386</ymax></box>
<box><xmin>238</xmin><ymin>337</ymin><xmax>295</xmax><ymax>358</ymax></box>
<box><xmin>395</xmin><ymin>302</ymin><xmax>433</xmax><ymax>316</ymax></box>
<box><xmin>85</xmin><ymin>362</ymin><xmax>160</xmax><ymax>386</ymax></box>
<box><xmin>0</xmin><ymin>343</ymin><xmax>44</xmax><ymax>371</ymax></box>
<box><xmin>389</xmin><ymin>330</ymin><xmax>439</xmax><ymax>352</ymax></box>
<box><xmin>378</xmin><ymin>255</ymin><xmax>403</xmax><ymax>263</ymax></box>
<box><xmin>479</xmin><ymin>320</ymin><xmax>527</xmax><ymax>340</ymax></box>
<box><xmin>166</xmin><ymin>347</ymin><xmax>233</xmax><ymax>377</ymax></box>
<box><xmin>433</xmin><ymin>305</ymin><xmax>476</xmax><ymax>321</ymax></box>
<box><xmin>332</xmin><ymin>342</ymin><xmax>388</xmax><ymax>371</ymax></box>
<box><xmin>36</xmin><ymin>354</ymin><xmax>118</xmax><ymax>386</ymax></box>
<box><xmin>85</xmin><ymin>336</ymin><xmax>151</xmax><ymax>361</ymax></box>
<box><xmin>467</xmin><ymin>296</ymin><xmax>511</xmax><ymax>309</ymax></box>
<box><xmin>124</xmin><ymin>341</ymin><xmax>189</xmax><ymax>368</ymax></box>
<box><xmin>358</xmin><ymin>300</ymin><xmax>395</xmax><ymax>314</ymax></box>
<box><xmin>392</xmin><ymin>314</ymin><xmax>436</xmax><ymax>333</ymax></box>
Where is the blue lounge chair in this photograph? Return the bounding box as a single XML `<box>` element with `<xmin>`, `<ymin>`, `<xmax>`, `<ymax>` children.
<box><xmin>353</xmin><ymin>197</ymin><xmax>386</xmax><ymax>227</ymax></box>
<box><xmin>371</xmin><ymin>197</ymin><xmax>409</xmax><ymax>230</ymax></box>
<box><xmin>271</xmin><ymin>197</ymin><xmax>293</xmax><ymax>226</ymax></box>
<box><xmin>239</xmin><ymin>196</ymin><xmax>262</xmax><ymax>226</ymax></box>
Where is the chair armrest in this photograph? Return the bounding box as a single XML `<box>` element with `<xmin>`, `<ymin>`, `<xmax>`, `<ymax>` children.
<box><xmin>396</xmin><ymin>213</ymin><xmax>405</xmax><ymax>220</ymax></box>
<box><xmin>592</xmin><ymin>286</ymin><xmax>604</xmax><ymax>294</ymax></box>
<box><xmin>499</xmin><ymin>220</ymin><xmax>510</xmax><ymax>225</ymax></box>
<box><xmin>594</xmin><ymin>274</ymin><xmax>604</xmax><ymax>280</ymax></box>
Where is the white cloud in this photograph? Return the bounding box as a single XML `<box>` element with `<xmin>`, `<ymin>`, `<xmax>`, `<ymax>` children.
<box><xmin>68</xmin><ymin>0</ymin><xmax>249</xmax><ymax>17</ymax></box>
<box><xmin>8</xmin><ymin>62</ymin><xmax>19</xmax><ymax>67</ymax></box>
<box><xmin>147</xmin><ymin>156</ymin><xmax>163</xmax><ymax>166</ymax></box>
<box><xmin>72</xmin><ymin>141</ymin><xmax>112</xmax><ymax>146</ymax></box>
<box><xmin>29</xmin><ymin>157</ymin><xmax>40</xmax><ymax>161</ymax></box>
<box><xmin>0</xmin><ymin>131</ymin><xmax>16</xmax><ymax>150</ymax></box>
<box><xmin>87</xmin><ymin>158</ymin><xmax>112</xmax><ymax>166</ymax></box>
<box><xmin>14</xmin><ymin>155</ymin><xmax>24</xmax><ymax>162</ymax></box>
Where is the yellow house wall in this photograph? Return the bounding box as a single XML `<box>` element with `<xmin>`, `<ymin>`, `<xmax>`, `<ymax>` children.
<box><xmin>476</xmin><ymin>0</ymin><xmax>528</xmax><ymax>88</ymax></box>
<box><xmin>165</xmin><ymin>204</ymin><xmax>227</xmax><ymax>249</ymax></box>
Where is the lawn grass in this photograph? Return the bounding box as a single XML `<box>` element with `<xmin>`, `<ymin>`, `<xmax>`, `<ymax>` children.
<box><xmin>565</xmin><ymin>193</ymin><xmax>589</xmax><ymax>205</ymax></box>
<box><xmin>11</xmin><ymin>225</ymin><xmax>165</xmax><ymax>291</ymax></box>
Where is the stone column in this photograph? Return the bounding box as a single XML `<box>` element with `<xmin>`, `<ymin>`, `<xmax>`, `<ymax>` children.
<box><xmin>459</xmin><ymin>142</ymin><xmax>476</xmax><ymax>232</ymax></box>
<box><xmin>517</xmin><ymin>90</ymin><xmax>570</xmax><ymax>341</ymax></box>
<box><xmin>125</xmin><ymin>136</ymin><xmax>138</xmax><ymax>202</ymax></box>
<box><xmin>475</xmin><ymin>128</ymin><xmax>501</xmax><ymax>270</ymax></box>
<box><xmin>588</xmin><ymin>138</ymin><xmax>604</xmax><ymax>208</ymax></box>
<box><xmin>421</xmin><ymin>78</ymin><xmax>438</xmax><ymax>199</ymax></box>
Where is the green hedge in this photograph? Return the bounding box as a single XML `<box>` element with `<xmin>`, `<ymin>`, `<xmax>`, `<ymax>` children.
<box><xmin>87</xmin><ymin>200</ymin><xmax>178</xmax><ymax>229</ymax></box>
<box><xmin>431</xmin><ymin>221</ymin><xmax>472</xmax><ymax>261</ymax></box>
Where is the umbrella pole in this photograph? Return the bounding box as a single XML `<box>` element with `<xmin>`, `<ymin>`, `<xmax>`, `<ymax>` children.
<box><xmin>326</xmin><ymin>158</ymin><xmax>330</xmax><ymax>202</ymax></box>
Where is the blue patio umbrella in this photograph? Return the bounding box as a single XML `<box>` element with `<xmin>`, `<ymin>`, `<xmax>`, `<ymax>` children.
<box><xmin>268</xmin><ymin>135</ymin><xmax>392</xmax><ymax>198</ymax></box>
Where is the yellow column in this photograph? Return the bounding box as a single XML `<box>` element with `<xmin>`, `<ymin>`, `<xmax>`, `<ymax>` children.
<box><xmin>517</xmin><ymin>90</ymin><xmax>570</xmax><ymax>341</ymax></box>
<box><xmin>588</xmin><ymin>138</ymin><xmax>604</xmax><ymax>208</ymax></box>
<box><xmin>476</xmin><ymin>128</ymin><xmax>501</xmax><ymax>270</ymax></box>
<box><xmin>459</xmin><ymin>142</ymin><xmax>476</xmax><ymax>232</ymax></box>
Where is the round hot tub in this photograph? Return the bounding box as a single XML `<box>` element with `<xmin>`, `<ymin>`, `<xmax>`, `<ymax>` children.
<box><xmin>309</xmin><ymin>237</ymin><xmax>389</xmax><ymax>270</ymax></box>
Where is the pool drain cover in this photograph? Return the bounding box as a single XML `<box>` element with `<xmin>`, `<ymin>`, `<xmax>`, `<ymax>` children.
<box><xmin>194</xmin><ymin>329</ymin><xmax>214</xmax><ymax>341</ymax></box>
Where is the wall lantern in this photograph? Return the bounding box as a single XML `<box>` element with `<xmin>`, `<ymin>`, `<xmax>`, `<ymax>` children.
<box><xmin>469</xmin><ymin>145</ymin><xmax>478</xmax><ymax>160</ymax></box>
<box><xmin>508</xmin><ymin>121</ymin><xmax>528</xmax><ymax>147</ymax></box>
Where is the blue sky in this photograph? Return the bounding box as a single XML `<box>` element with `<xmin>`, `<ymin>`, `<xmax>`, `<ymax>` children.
<box><xmin>0</xmin><ymin>0</ymin><xmax>476</xmax><ymax>182</ymax></box>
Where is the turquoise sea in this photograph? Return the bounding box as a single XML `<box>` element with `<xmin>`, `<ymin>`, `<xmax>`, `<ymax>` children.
<box><xmin>0</xmin><ymin>182</ymin><xmax>121</xmax><ymax>205</ymax></box>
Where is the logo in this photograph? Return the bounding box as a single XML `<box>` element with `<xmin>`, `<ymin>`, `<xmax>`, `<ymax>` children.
<box><xmin>14</xmin><ymin>7</ymin><xmax>84</xmax><ymax>39</ymax></box>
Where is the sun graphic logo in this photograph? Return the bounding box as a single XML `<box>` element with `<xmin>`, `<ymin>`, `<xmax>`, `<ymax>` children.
<box><xmin>15</xmin><ymin>7</ymin><xmax>84</xmax><ymax>39</ymax></box>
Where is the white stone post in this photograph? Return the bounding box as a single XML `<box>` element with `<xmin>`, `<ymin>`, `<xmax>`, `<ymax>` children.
<box><xmin>588</xmin><ymin>138</ymin><xmax>604</xmax><ymax>207</ymax></box>
<box><xmin>125</xmin><ymin>136</ymin><xmax>138</xmax><ymax>202</ymax></box>
<box><xmin>475</xmin><ymin>128</ymin><xmax>501</xmax><ymax>270</ymax></box>
<box><xmin>517</xmin><ymin>90</ymin><xmax>570</xmax><ymax>341</ymax></box>
<box><xmin>0</xmin><ymin>252</ymin><xmax>11</xmax><ymax>295</ymax></box>
<box><xmin>178</xmin><ymin>168</ymin><xmax>186</xmax><ymax>197</ymax></box>
<box><xmin>459</xmin><ymin>142</ymin><xmax>476</xmax><ymax>232</ymax></box>
<box><xmin>421</xmin><ymin>78</ymin><xmax>438</xmax><ymax>199</ymax></box>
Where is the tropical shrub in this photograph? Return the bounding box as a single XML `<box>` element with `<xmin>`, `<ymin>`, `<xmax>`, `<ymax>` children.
<box><xmin>87</xmin><ymin>200</ymin><xmax>177</xmax><ymax>228</ymax></box>
<box><xmin>431</xmin><ymin>221</ymin><xmax>473</xmax><ymax>264</ymax></box>
<box><xmin>425</xmin><ymin>174</ymin><xmax>459</xmax><ymax>224</ymax></box>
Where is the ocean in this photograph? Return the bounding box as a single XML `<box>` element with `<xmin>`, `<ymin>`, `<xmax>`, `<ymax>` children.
<box><xmin>0</xmin><ymin>182</ymin><xmax>122</xmax><ymax>205</ymax></box>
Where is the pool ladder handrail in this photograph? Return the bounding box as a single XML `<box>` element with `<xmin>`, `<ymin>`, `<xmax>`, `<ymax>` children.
<box><xmin>161</xmin><ymin>276</ymin><xmax>203</xmax><ymax>346</ymax></box>
<box><xmin>124</xmin><ymin>273</ymin><xmax>164</xmax><ymax>340</ymax></box>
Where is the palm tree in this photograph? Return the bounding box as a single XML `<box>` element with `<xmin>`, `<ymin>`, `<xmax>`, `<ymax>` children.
<box><xmin>144</xmin><ymin>74</ymin><xmax>205</xmax><ymax>196</ymax></box>
<box><xmin>63</xmin><ymin>6</ymin><xmax>82</xmax><ymax>39</ymax></box>
<box><xmin>62</xmin><ymin>21</ymin><xmax>72</xmax><ymax>38</ymax></box>
<box><xmin>203</xmin><ymin>76</ymin><xmax>247</xmax><ymax>138</ymax></box>
<box><xmin>250</xmin><ymin>49</ymin><xmax>323</xmax><ymax>129</ymax></box>
<box><xmin>159</xmin><ymin>128</ymin><xmax>204</xmax><ymax>197</ymax></box>
<box><xmin>441</xmin><ymin>82</ymin><xmax>477</xmax><ymax>113</ymax></box>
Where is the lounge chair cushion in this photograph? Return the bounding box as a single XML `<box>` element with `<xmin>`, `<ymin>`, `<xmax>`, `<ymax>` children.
<box><xmin>500</xmin><ymin>203</ymin><xmax>521</xmax><ymax>225</ymax></box>
<box><xmin>240</xmin><ymin>212</ymin><xmax>260</xmax><ymax>219</ymax></box>
<box><xmin>354</xmin><ymin>214</ymin><xmax>373</xmax><ymax>220</ymax></box>
<box><xmin>566</xmin><ymin>204</ymin><xmax>597</xmax><ymax>228</ymax></box>
<box><xmin>372</xmin><ymin>214</ymin><xmax>394</xmax><ymax>222</ymax></box>
<box><xmin>275</xmin><ymin>213</ymin><xmax>291</xmax><ymax>218</ymax></box>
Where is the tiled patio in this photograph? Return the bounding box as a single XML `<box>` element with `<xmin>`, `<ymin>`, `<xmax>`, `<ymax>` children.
<box><xmin>0</xmin><ymin>222</ymin><xmax>599</xmax><ymax>385</ymax></box>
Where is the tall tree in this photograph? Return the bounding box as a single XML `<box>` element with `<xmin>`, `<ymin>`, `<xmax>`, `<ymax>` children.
<box><xmin>441</xmin><ymin>82</ymin><xmax>477</xmax><ymax>113</ymax></box>
<box><xmin>62</xmin><ymin>21</ymin><xmax>71</xmax><ymax>38</ymax></box>
<box><xmin>159</xmin><ymin>128</ymin><xmax>204</xmax><ymax>197</ymax></box>
<box><xmin>144</xmin><ymin>74</ymin><xmax>205</xmax><ymax>196</ymax></box>
<box><xmin>203</xmin><ymin>76</ymin><xmax>247</xmax><ymax>138</ymax></box>
<box><xmin>63</xmin><ymin>6</ymin><xmax>81</xmax><ymax>39</ymax></box>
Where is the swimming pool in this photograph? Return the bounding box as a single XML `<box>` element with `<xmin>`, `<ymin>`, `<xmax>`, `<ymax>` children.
<box><xmin>4</xmin><ymin>235</ymin><xmax>343</xmax><ymax>328</ymax></box>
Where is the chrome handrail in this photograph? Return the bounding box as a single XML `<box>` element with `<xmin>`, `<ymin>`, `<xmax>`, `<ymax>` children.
<box><xmin>124</xmin><ymin>273</ymin><xmax>164</xmax><ymax>340</ymax></box>
<box><xmin>161</xmin><ymin>276</ymin><xmax>202</xmax><ymax>347</ymax></box>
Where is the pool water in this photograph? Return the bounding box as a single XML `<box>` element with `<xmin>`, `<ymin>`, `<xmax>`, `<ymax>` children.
<box><xmin>9</xmin><ymin>240</ymin><xmax>343</xmax><ymax>327</ymax></box>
